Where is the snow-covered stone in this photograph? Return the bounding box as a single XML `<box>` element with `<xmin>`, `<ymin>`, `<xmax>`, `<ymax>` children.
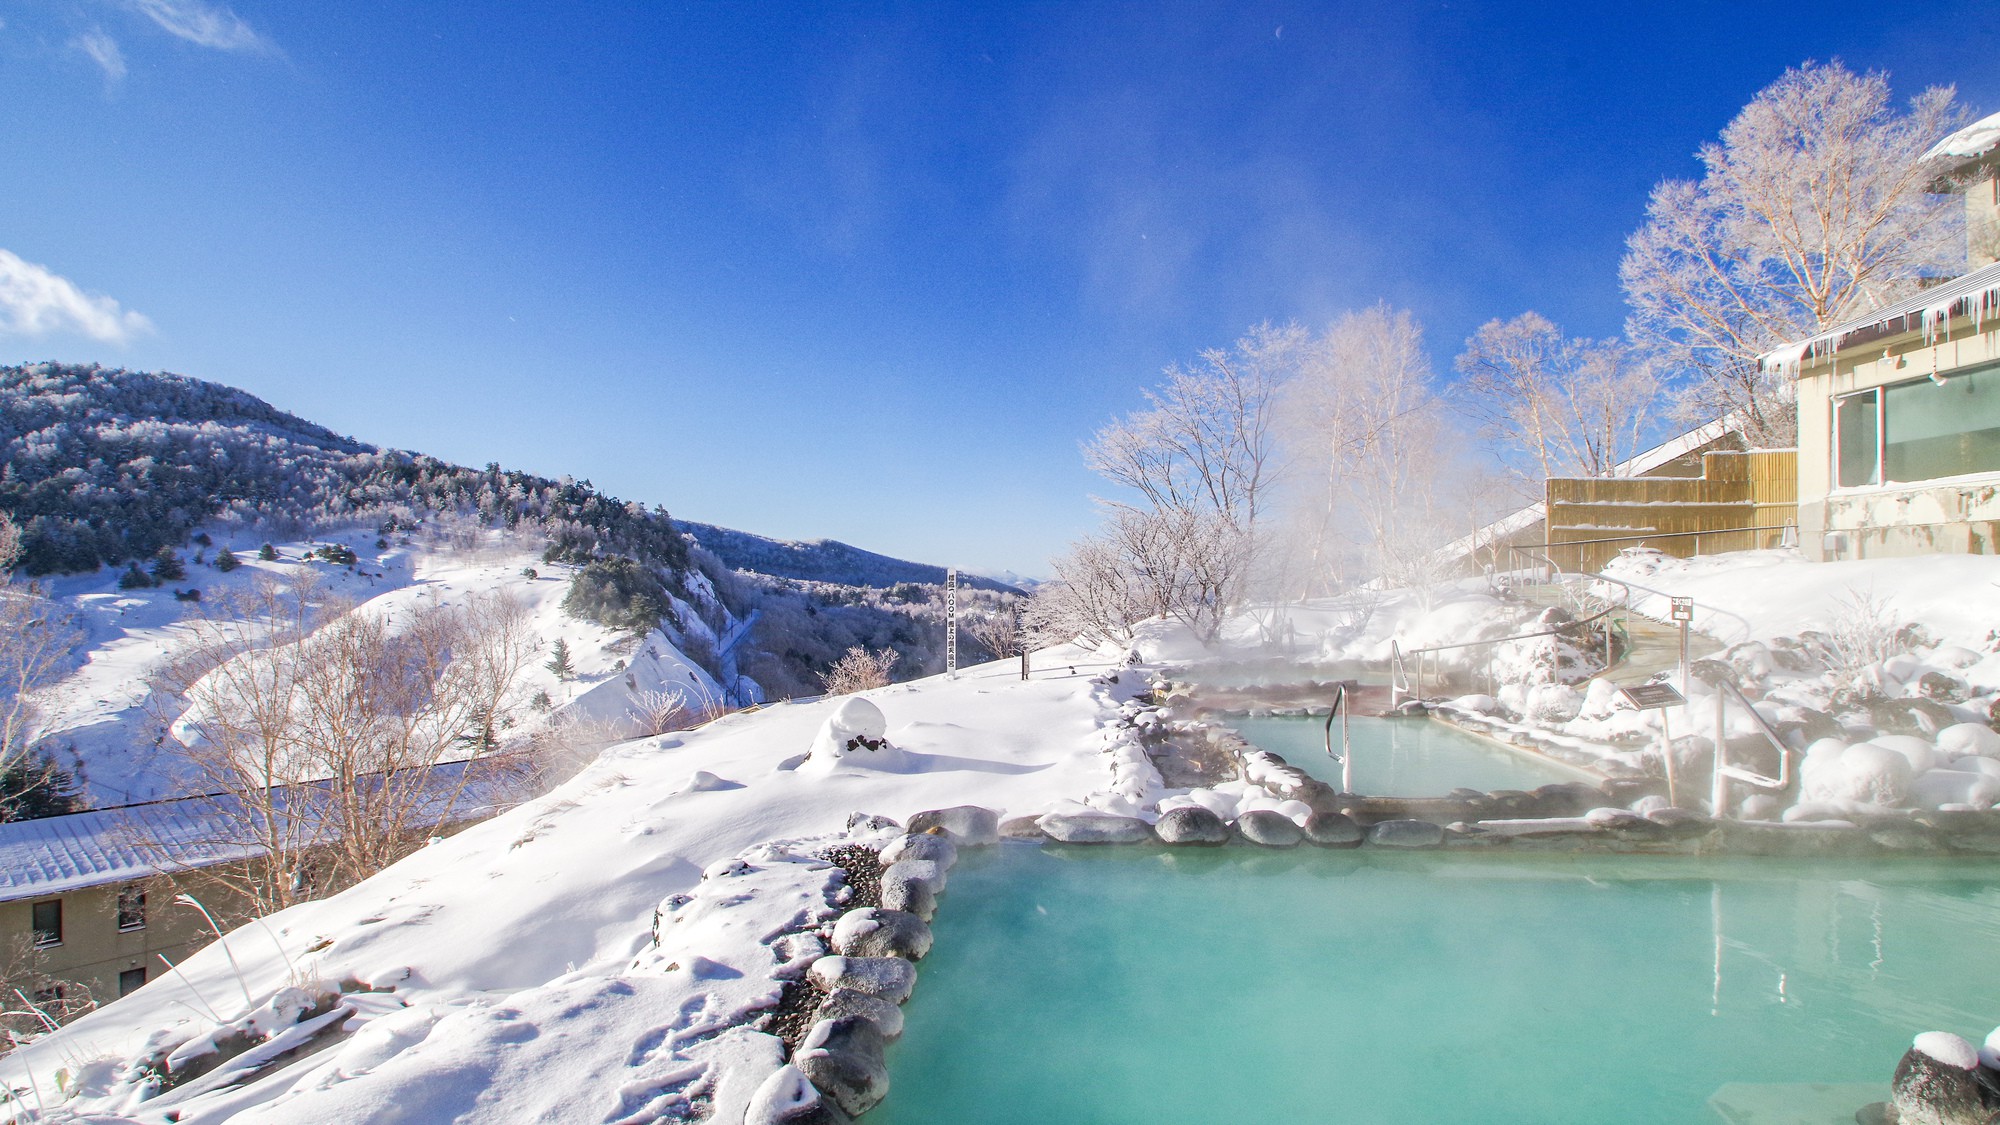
<box><xmin>905</xmin><ymin>805</ymin><xmax>1000</xmax><ymax>844</ymax></box>
<box><xmin>1235</xmin><ymin>809</ymin><xmax>1304</xmax><ymax>847</ymax></box>
<box><xmin>878</xmin><ymin>875</ymin><xmax>936</xmax><ymax>921</ymax></box>
<box><xmin>1874</xmin><ymin>735</ymin><xmax>1940</xmax><ymax>775</ymax></box>
<box><xmin>830</xmin><ymin>908</ymin><xmax>931</xmax><ymax>961</ymax></box>
<box><xmin>1367</xmin><ymin>819</ymin><xmax>1445</xmax><ymax>848</ymax></box>
<box><xmin>1802</xmin><ymin>743</ymin><xmax>1913</xmax><ymax>807</ymax></box>
<box><xmin>878</xmin><ymin>832</ymin><xmax>957</xmax><ymax>870</ymax></box>
<box><xmin>1892</xmin><ymin>1033</ymin><xmax>1994</xmax><ymax>1125</ymax></box>
<box><xmin>807</xmin><ymin>956</ymin><xmax>917</xmax><ymax>1004</ymax></box>
<box><xmin>1913</xmin><ymin>769</ymin><xmax>2000</xmax><ymax>811</ymax></box>
<box><xmin>744</xmin><ymin>1064</ymin><xmax>853</xmax><ymax>1125</ymax></box>
<box><xmin>1037</xmin><ymin>811</ymin><xmax>1153</xmax><ymax>844</ymax></box>
<box><xmin>1153</xmin><ymin>805</ymin><xmax>1229</xmax><ymax>845</ymax></box>
<box><xmin>1938</xmin><ymin>723</ymin><xmax>2000</xmax><ymax>760</ymax></box>
<box><xmin>1302</xmin><ymin>811</ymin><xmax>1364</xmax><ymax>847</ymax></box>
<box><xmin>795</xmin><ymin>1015</ymin><xmax>890</xmax><ymax>1117</ymax></box>
<box><xmin>881</xmin><ymin>858</ymin><xmax>947</xmax><ymax>895</ymax></box>
<box><xmin>803</xmin><ymin>697</ymin><xmax>907</xmax><ymax>774</ymax></box>
<box><xmin>813</xmin><ymin>988</ymin><xmax>905</xmax><ymax>1041</ymax></box>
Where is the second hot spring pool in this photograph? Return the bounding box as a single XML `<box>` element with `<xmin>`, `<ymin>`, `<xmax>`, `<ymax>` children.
<box><xmin>1229</xmin><ymin>714</ymin><xmax>1593</xmax><ymax>795</ymax></box>
<box><xmin>868</xmin><ymin>845</ymin><xmax>2000</xmax><ymax>1125</ymax></box>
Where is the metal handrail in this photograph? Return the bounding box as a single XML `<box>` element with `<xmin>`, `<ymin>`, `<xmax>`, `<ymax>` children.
<box><xmin>1708</xmin><ymin>676</ymin><xmax>1792</xmax><ymax>815</ymax></box>
<box><xmin>1389</xmin><ymin>603</ymin><xmax>1618</xmax><ymax>709</ymax></box>
<box><xmin>1514</xmin><ymin>525</ymin><xmax>1797</xmax><ymax>551</ymax></box>
<box><xmin>1323</xmin><ymin>682</ymin><xmax>1352</xmax><ymax>793</ymax></box>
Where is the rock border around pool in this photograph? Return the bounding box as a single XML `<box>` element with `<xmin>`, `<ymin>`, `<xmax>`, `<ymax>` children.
<box><xmin>756</xmin><ymin>806</ymin><xmax>997</xmax><ymax>1124</ymax></box>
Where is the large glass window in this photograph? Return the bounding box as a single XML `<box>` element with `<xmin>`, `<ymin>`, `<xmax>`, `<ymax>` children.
<box><xmin>1886</xmin><ymin>363</ymin><xmax>2000</xmax><ymax>481</ymax></box>
<box><xmin>1834</xmin><ymin>362</ymin><xmax>2000</xmax><ymax>488</ymax></box>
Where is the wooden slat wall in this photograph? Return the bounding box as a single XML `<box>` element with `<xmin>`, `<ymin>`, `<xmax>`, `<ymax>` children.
<box><xmin>1543</xmin><ymin>449</ymin><xmax>1798</xmax><ymax>572</ymax></box>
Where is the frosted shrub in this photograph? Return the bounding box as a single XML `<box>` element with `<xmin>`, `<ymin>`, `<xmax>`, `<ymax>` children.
<box><xmin>821</xmin><ymin>646</ymin><xmax>898</xmax><ymax>696</ymax></box>
<box><xmin>1806</xmin><ymin>587</ymin><xmax>1909</xmax><ymax>684</ymax></box>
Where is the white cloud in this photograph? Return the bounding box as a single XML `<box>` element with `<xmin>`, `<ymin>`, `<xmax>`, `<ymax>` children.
<box><xmin>72</xmin><ymin>28</ymin><xmax>127</xmax><ymax>83</ymax></box>
<box><xmin>125</xmin><ymin>0</ymin><xmax>267</xmax><ymax>51</ymax></box>
<box><xmin>0</xmin><ymin>250</ymin><xmax>153</xmax><ymax>345</ymax></box>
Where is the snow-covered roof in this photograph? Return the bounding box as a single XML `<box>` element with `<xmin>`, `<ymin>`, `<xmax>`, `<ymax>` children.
<box><xmin>0</xmin><ymin>796</ymin><xmax>256</xmax><ymax>903</ymax></box>
<box><xmin>0</xmin><ymin>759</ymin><xmax>524</xmax><ymax>903</ymax></box>
<box><xmin>1925</xmin><ymin>110</ymin><xmax>2000</xmax><ymax>166</ymax></box>
<box><xmin>1759</xmin><ymin>260</ymin><xmax>2000</xmax><ymax>377</ymax></box>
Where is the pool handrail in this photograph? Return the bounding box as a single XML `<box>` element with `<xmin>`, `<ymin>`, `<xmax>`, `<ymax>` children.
<box><xmin>1707</xmin><ymin>675</ymin><xmax>1792</xmax><ymax>815</ymax></box>
<box><xmin>1389</xmin><ymin>604</ymin><xmax>1618</xmax><ymax>709</ymax></box>
<box><xmin>1323</xmin><ymin>682</ymin><xmax>1353</xmax><ymax>793</ymax></box>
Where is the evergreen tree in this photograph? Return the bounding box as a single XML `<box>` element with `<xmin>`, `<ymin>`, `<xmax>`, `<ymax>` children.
<box><xmin>545</xmin><ymin>638</ymin><xmax>576</xmax><ymax>681</ymax></box>
<box><xmin>150</xmin><ymin>546</ymin><xmax>186</xmax><ymax>582</ymax></box>
<box><xmin>214</xmin><ymin>546</ymin><xmax>241</xmax><ymax>572</ymax></box>
<box><xmin>0</xmin><ymin>752</ymin><xmax>84</xmax><ymax>823</ymax></box>
<box><xmin>117</xmin><ymin>562</ymin><xmax>155</xmax><ymax>589</ymax></box>
<box><xmin>258</xmin><ymin>542</ymin><xmax>278</xmax><ymax>561</ymax></box>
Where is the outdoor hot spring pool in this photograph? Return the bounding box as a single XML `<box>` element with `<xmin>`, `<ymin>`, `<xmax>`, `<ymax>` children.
<box><xmin>869</xmin><ymin>845</ymin><xmax>2000</xmax><ymax>1125</ymax></box>
<box><xmin>1230</xmin><ymin>714</ymin><xmax>1591</xmax><ymax>795</ymax></box>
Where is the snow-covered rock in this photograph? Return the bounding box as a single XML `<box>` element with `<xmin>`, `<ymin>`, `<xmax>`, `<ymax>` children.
<box><xmin>803</xmin><ymin>697</ymin><xmax>907</xmax><ymax>774</ymax></box>
<box><xmin>905</xmin><ymin>805</ymin><xmax>1000</xmax><ymax>844</ymax></box>
<box><xmin>830</xmin><ymin>908</ymin><xmax>932</xmax><ymax>961</ymax></box>
<box><xmin>1892</xmin><ymin>1032</ymin><xmax>1993</xmax><ymax>1125</ymax></box>
<box><xmin>812</xmin><ymin>988</ymin><xmax>905</xmax><ymax>1041</ymax></box>
<box><xmin>1154</xmin><ymin>805</ymin><xmax>1229</xmax><ymax>845</ymax></box>
<box><xmin>1802</xmin><ymin>743</ymin><xmax>1913</xmax><ymax>807</ymax></box>
<box><xmin>1938</xmin><ymin>723</ymin><xmax>2000</xmax><ymax>760</ymax></box>
<box><xmin>795</xmin><ymin>1015</ymin><xmax>890</xmax><ymax>1117</ymax></box>
<box><xmin>878</xmin><ymin>832</ymin><xmax>957</xmax><ymax>869</ymax></box>
<box><xmin>1236</xmin><ymin>809</ymin><xmax>1304</xmax><ymax>847</ymax></box>
<box><xmin>807</xmin><ymin>956</ymin><xmax>917</xmax><ymax>1004</ymax></box>
<box><xmin>1037</xmin><ymin>811</ymin><xmax>1153</xmax><ymax>844</ymax></box>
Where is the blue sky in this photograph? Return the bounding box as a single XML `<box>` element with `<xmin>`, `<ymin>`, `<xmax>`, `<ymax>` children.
<box><xmin>2</xmin><ymin>2</ymin><xmax>1996</xmax><ymax>576</ymax></box>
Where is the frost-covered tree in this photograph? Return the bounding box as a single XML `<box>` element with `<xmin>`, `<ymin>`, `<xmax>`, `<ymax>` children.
<box><xmin>820</xmin><ymin>646</ymin><xmax>898</xmax><ymax>695</ymax></box>
<box><xmin>1621</xmin><ymin>61</ymin><xmax>1967</xmax><ymax>445</ymax></box>
<box><xmin>1452</xmin><ymin>312</ymin><xmax>1659</xmax><ymax>488</ymax></box>
<box><xmin>152</xmin><ymin>575</ymin><xmax>537</xmax><ymax>912</ymax></box>
<box><xmin>1278</xmin><ymin>305</ymin><xmax>1465</xmax><ymax>602</ymax></box>
<box><xmin>0</xmin><ymin>516</ymin><xmax>84</xmax><ymax>818</ymax></box>
<box><xmin>1062</xmin><ymin>325</ymin><xmax>1284</xmax><ymax>644</ymax></box>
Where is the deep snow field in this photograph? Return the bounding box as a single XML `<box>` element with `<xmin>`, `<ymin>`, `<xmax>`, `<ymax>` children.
<box><xmin>28</xmin><ymin>529</ymin><xmax>725</xmax><ymax>807</ymax></box>
<box><xmin>11</xmin><ymin>545</ymin><xmax>2000</xmax><ymax>1122</ymax></box>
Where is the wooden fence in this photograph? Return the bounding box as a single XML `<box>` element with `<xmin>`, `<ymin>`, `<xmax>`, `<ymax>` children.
<box><xmin>1540</xmin><ymin>450</ymin><xmax>1798</xmax><ymax>572</ymax></box>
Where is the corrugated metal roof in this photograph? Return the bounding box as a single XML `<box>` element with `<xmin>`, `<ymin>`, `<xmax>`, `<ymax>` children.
<box><xmin>0</xmin><ymin>758</ymin><xmax>526</xmax><ymax>903</ymax></box>
<box><xmin>1760</xmin><ymin>260</ymin><xmax>2000</xmax><ymax>375</ymax></box>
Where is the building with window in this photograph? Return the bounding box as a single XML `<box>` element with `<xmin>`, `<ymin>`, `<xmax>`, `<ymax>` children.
<box><xmin>1763</xmin><ymin>112</ymin><xmax>2000</xmax><ymax>561</ymax></box>
<box><xmin>0</xmin><ymin>757</ymin><xmax>527</xmax><ymax>1027</ymax></box>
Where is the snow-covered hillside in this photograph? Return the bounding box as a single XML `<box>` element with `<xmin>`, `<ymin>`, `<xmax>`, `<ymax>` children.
<box><xmin>30</xmin><ymin>528</ymin><xmax>724</xmax><ymax>807</ymax></box>
<box><xmin>1</xmin><ymin>646</ymin><xmax>1135</xmax><ymax>1121</ymax></box>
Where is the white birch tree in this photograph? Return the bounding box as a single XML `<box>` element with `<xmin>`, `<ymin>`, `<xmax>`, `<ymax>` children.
<box><xmin>1452</xmin><ymin>312</ymin><xmax>1660</xmax><ymax>488</ymax></box>
<box><xmin>1621</xmin><ymin>60</ymin><xmax>1967</xmax><ymax>445</ymax></box>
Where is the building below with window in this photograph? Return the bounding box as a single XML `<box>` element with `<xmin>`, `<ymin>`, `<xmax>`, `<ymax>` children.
<box><xmin>0</xmin><ymin>756</ymin><xmax>528</xmax><ymax>1034</ymax></box>
<box><xmin>0</xmin><ymin>794</ymin><xmax>259</xmax><ymax>1016</ymax></box>
<box><xmin>1763</xmin><ymin>112</ymin><xmax>2000</xmax><ymax>561</ymax></box>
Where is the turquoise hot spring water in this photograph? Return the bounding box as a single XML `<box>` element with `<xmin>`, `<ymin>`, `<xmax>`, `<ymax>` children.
<box><xmin>1228</xmin><ymin>714</ymin><xmax>1591</xmax><ymax>795</ymax></box>
<box><xmin>869</xmin><ymin>845</ymin><xmax>2000</xmax><ymax>1125</ymax></box>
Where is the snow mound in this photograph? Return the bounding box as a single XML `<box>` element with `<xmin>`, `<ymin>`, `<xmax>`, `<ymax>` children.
<box><xmin>802</xmin><ymin>696</ymin><xmax>909</xmax><ymax>774</ymax></box>
<box><xmin>1913</xmin><ymin>1031</ymin><xmax>1981</xmax><ymax>1070</ymax></box>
